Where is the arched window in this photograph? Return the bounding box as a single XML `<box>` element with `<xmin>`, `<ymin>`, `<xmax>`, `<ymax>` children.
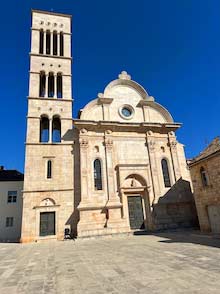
<box><xmin>60</xmin><ymin>31</ymin><xmax>64</xmax><ymax>56</ymax></box>
<box><xmin>94</xmin><ymin>159</ymin><xmax>102</xmax><ymax>190</ymax></box>
<box><xmin>48</xmin><ymin>72</ymin><xmax>54</xmax><ymax>97</ymax></box>
<box><xmin>200</xmin><ymin>167</ymin><xmax>209</xmax><ymax>187</ymax></box>
<box><xmin>47</xmin><ymin>160</ymin><xmax>52</xmax><ymax>179</ymax></box>
<box><xmin>57</xmin><ymin>73</ymin><xmax>63</xmax><ymax>98</ymax></box>
<box><xmin>53</xmin><ymin>31</ymin><xmax>58</xmax><ymax>55</ymax></box>
<box><xmin>52</xmin><ymin>116</ymin><xmax>61</xmax><ymax>143</ymax></box>
<box><xmin>161</xmin><ymin>159</ymin><xmax>171</xmax><ymax>187</ymax></box>
<box><xmin>46</xmin><ymin>30</ymin><xmax>51</xmax><ymax>55</ymax></box>
<box><xmin>39</xmin><ymin>29</ymin><xmax>44</xmax><ymax>54</ymax></box>
<box><xmin>40</xmin><ymin>116</ymin><xmax>49</xmax><ymax>143</ymax></box>
<box><xmin>39</xmin><ymin>71</ymin><xmax>46</xmax><ymax>97</ymax></box>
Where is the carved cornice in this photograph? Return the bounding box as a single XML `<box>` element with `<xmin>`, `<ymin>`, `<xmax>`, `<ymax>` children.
<box><xmin>32</xmin><ymin>9</ymin><xmax>72</xmax><ymax>18</ymax></box>
<box><xmin>73</xmin><ymin>119</ymin><xmax>181</xmax><ymax>132</ymax></box>
<box><xmin>97</xmin><ymin>97</ymin><xmax>113</xmax><ymax>105</ymax></box>
<box><xmin>30</xmin><ymin>53</ymin><xmax>72</xmax><ymax>61</ymax></box>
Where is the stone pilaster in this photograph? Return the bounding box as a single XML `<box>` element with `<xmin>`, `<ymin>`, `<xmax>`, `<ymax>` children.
<box><xmin>78</xmin><ymin>129</ymin><xmax>90</xmax><ymax>206</ymax></box>
<box><xmin>146</xmin><ymin>131</ymin><xmax>160</xmax><ymax>201</ymax></box>
<box><xmin>104</xmin><ymin>131</ymin><xmax>119</xmax><ymax>206</ymax></box>
<box><xmin>168</xmin><ymin>132</ymin><xmax>181</xmax><ymax>181</ymax></box>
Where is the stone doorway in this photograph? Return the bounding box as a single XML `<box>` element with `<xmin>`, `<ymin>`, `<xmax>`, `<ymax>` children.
<box><xmin>40</xmin><ymin>212</ymin><xmax>56</xmax><ymax>236</ymax></box>
<box><xmin>127</xmin><ymin>196</ymin><xmax>145</xmax><ymax>229</ymax></box>
<box><xmin>208</xmin><ymin>205</ymin><xmax>220</xmax><ymax>233</ymax></box>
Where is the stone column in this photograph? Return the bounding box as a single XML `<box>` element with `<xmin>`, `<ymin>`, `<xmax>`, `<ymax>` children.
<box><xmin>57</xmin><ymin>33</ymin><xmax>60</xmax><ymax>56</ymax></box>
<box><xmin>45</xmin><ymin>74</ymin><xmax>48</xmax><ymax>98</ymax></box>
<box><xmin>49</xmin><ymin>118</ymin><xmax>52</xmax><ymax>143</ymax></box>
<box><xmin>43</xmin><ymin>31</ymin><xmax>46</xmax><ymax>55</ymax></box>
<box><xmin>54</xmin><ymin>74</ymin><xmax>57</xmax><ymax>98</ymax></box>
<box><xmin>50</xmin><ymin>31</ymin><xmax>53</xmax><ymax>55</ymax></box>
<box><xmin>168</xmin><ymin>131</ymin><xmax>181</xmax><ymax>181</ymax></box>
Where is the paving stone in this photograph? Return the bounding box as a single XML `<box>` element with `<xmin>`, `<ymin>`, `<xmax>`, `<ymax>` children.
<box><xmin>0</xmin><ymin>232</ymin><xmax>220</xmax><ymax>293</ymax></box>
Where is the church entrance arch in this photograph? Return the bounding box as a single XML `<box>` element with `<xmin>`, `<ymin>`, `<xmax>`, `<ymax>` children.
<box><xmin>120</xmin><ymin>174</ymin><xmax>153</xmax><ymax>231</ymax></box>
<box><xmin>127</xmin><ymin>195</ymin><xmax>145</xmax><ymax>229</ymax></box>
<box><xmin>40</xmin><ymin>211</ymin><xmax>56</xmax><ymax>236</ymax></box>
<box><xmin>34</xmin><ymin>198</ymin><xmax>60</xmax><ymax>240</ymax></box>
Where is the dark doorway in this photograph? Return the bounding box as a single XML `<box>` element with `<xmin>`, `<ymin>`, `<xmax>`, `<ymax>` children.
<box><xmin>40</xmin><ymin>212</ymin><xmax>55</xmax><ymax>236</ymax></box>
<box><xmin>128</xmin><ymin>196</ymin><xmax>145</xmax><ymax>229</ymax></box>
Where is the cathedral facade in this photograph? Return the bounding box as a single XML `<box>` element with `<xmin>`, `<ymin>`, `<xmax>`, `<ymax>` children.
<box><xmin>21</xmin><ymin>10</ymin><xmax>196</xmax><ymax>242</ymax></box>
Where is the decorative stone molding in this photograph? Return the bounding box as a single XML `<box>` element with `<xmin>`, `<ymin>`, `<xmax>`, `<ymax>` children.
<box><xmin>168</xmin><ymin>131</ymin><xmax>175</xmax><ymax>137</ymax></box>
<box><xmin>118</xmin><ymin>71</ymin><xmax>131</xmax><ymax>80</ymax></box>
<box><xmin>148</xmin><ymin>140</ymin><xmax>156</xmax><ymax>151</ymax></box>
<box><xmin>80</xmin><ymin>128</ymin><xmax>88</xmax><ymax>134</ymax></box>
<box><xmin>40</xmin><ymin>198</ymin><xmax>55</xmax><ymax>206</ymax></box>
<box><xmin>79</xmin><ymin>138</ymin><xmax>89</xmax><ymax>149</ymax></box>
<box><xmin>104</xmin><ymin>138</ymin><xmax>113</xmax><ymax>149</ymax></box>
<box><xmin>98</xmin><ymin>93</ymin><xmax>104</xmax><ymax>98</ymax></box>
<box><xmin>105</xmin><ymin>130</ymin><xmax>112</xmax><ymax>135</ymax></box>
<box><xmin>147</xmin><ymin>130</ymin><xmax>153</xmax><ymax>136</ymax></box>
<box><xmin>168</xmin><ymin>140</ymin><xmax>177</xmax><ymax>150</ymax></box>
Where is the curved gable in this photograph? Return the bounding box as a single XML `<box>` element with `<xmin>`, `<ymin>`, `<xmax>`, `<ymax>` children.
<box><xmin>79</xmin><ymin>71</ymin><xmax>174</xmax><ymax>124</ymax></box>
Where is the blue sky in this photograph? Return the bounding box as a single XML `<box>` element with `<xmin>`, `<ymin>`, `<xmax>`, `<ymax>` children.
<box><xmin>0</xmin><ymin>0</ymin><xmax>220</xmax><ymax>172</ymax></box>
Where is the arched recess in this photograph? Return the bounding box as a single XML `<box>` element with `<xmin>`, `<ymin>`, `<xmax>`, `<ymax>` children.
<box><xmin>46</xmin><ymin>30</ymin><xmax>51</xmax><ymax>55</ymax></box>
<box><xmin>200</xmin><ymin>166</ymin><xmax>209</xmax><ymax>187</ymax></box>
<box><xmin>57</xmin><ymin>72</ymin><xmax>63</xmax><ymax>98</ymax></box>
<box><xmin>47</xmin><ymin>160</ymin><xmax>52</xmax><ymax>179</ymax></box>
<box><xmin>94</xmin><ymin>158</ymin><xmax>102</xmax><ymax>190</ymax></box>
<box><xmin>125</xmin><ymin>174</ymin><xmax>147</xmax><ymax>187</ymax></box>
<box><xmin>53</xmin><ymin>31</ymin><xmax>58</xmax><ymax>55</ymax></box>
<box><xmin>161</xmin><ymin>158</ymin><xmax>171</xmax><ymax>188</ymax></box>
<box><xmin>60</xmin><ymin>31</ymin><xmax>64</xmax><ymax>56</ymax></box>
<box><xmin>52</xmin><ymin>115</ymin><xmax>61</xmax><ymax>143</ymax></box>
<box><xmin>40</xmin><ymin>198</ymin><xmax>56</xmax><ymax>207</ymax></box>
<box><xmin>122</xmin><ymin>173</ymin><xmax>152</xmax><ymax>231</ymax></box>
<box><xmin>39</xmin><ymin>71</ymin><xmax>46</xmax><ymax>97</ymax></box>
<box><xmin>39</xmin><ymin>29</ymin><xmax>44</xmax><ymax>54</ymax></box>
<box><xmin>48</xmin><ymin>72</ymin><xmax>55</xmax><ymax>97</ymax></box>
<box><xmin>40</xmin><ymin>115</ymin><xmax>49</xmax><ymax>143</ymax></box>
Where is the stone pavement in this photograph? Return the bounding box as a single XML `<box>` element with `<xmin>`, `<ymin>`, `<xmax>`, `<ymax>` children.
<box><xmin>0</xmin><ymin>231</ymin><xmax>220</xmax><ymax>294</ymax></box>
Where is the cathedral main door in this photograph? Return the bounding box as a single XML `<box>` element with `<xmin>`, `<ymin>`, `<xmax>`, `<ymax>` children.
<box><xmin>40</xmin><ymin>212</ymin><xmax>56</xmax><ymax>236</ymax></box>
<box><xmin>127</xmin><ymin>196</ymin><xmax>145</xmax><ymax>229</ymax></box>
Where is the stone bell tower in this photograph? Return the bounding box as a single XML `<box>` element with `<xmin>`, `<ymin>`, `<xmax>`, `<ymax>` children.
<box><xmin>21</xmin><ymin>10</ymin><xmax>74</xmax><ymax>242</ymax></box>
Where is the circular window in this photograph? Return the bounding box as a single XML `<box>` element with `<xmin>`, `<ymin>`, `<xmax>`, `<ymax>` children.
<box><xmin>122</xmin><ymin>107</ymin><xmax>132</xmax><ymax>117</ymax></box>
<box><xmin>119</xmin><ymin>105</ymin><xmax>134</xmax><ymax>120</ymax></box>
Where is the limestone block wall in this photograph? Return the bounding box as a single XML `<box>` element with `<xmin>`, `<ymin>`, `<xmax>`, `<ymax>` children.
<box><xmin>31</xmin><ymin>10</ymin><xmax>71</xmax><ymax>57</ymax></box>
<box><xmin>190</xmin><ymin>154</ymin><xmax>220</xmax><ymax>232</ymax></box>
<box><xmin>76</xmin><ymin>124</ymin><xmax>196</xmax><ymax>234</ymax></box>
<box><xmin>21</xmin><ymin>190</ymin><xmax>73</xmax><ymax>242</ymax></box>
<box><xmin>21</xmin><ymin>10</ymin><xmax>74</xmax><ymax>242</ymax></box>
<box><xmin>24</xmin><ymin>145</ymin><xmax>73</xmax><ymax>192</ymax></box>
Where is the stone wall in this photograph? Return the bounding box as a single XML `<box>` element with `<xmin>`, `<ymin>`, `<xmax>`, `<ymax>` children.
<box><xmin>190</xmin><ymin>153</ymin><xmax>220</xmax><ymax>232</ymax></box>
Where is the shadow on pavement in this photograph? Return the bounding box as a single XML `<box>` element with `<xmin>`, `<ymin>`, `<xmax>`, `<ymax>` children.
<box><xmin>133</xmin><ymin>229</ymin><xmax>220</xmax><ymax>249</ymax></box>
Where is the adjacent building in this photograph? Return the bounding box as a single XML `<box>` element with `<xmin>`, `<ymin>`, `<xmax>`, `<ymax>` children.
<box><xmin>189</xmin><ymin>137</ymin><xmax>220</xmax><ymax>234</ymax></box>
<box><xmin>21</xmin><ymin>10</ymin><xmax>197</xmax><ymax>243</ymax></box>
<box><xmin>0</xmin><ymin>166</ymin><xmax>24</xmax><ymax>242</ymax></box>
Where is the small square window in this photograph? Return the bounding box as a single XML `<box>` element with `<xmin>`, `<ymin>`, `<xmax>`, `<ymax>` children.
<box><xmin>7</xmin><ymin>191</ymin><xmax>17</xmax><ymax>203</ymax></box>
<box><xmin>6</xmin><ymin>217</ymin><xmax>14</xmax><ymax>227</ymax></box>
